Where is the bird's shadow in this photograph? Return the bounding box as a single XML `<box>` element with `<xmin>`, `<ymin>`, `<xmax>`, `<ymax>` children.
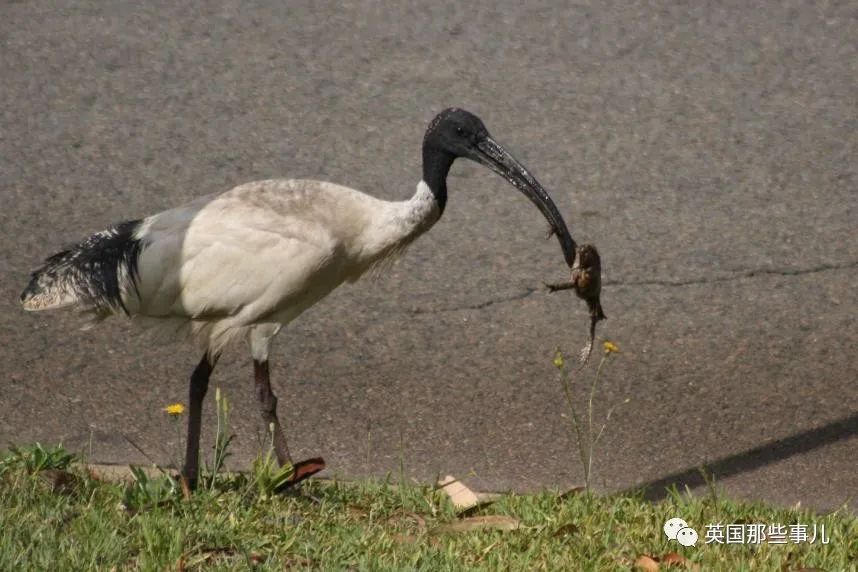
<box><xmin>627</xmin><ymin>412</ymin><xmax>858</xmax><ymax>503</ymax></box>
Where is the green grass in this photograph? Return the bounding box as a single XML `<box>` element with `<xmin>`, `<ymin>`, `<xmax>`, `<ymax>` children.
<box><xmin>0</xmin><ymin>445</ymin><xmax>855</xmax><ymax>570</ymax></box>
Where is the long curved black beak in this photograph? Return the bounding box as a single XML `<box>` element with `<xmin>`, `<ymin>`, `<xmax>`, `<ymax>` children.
<box><xmin>473</xmin><ymin>136</ymin><xmax>577</xmax><ymax>267</ymax></box>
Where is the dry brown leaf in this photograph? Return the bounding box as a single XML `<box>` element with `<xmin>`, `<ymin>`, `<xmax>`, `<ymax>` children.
<box><xmin>438</xmin><ymin>475</ymin><xmax>481</xmax><ymax>512</ymax></box>
<box><xmin>662</xmin><ymin>553</ymin><xmax>686</xmax><ymax>565</ymax></box>
<box><xmin>634</xmin><ymin>555</ymin><xmax>660</xmax><ymax>572</ymax></box>
<box><xmin>664</xmin><ymin>552</ymin><xmax>701</xmax><ymax>570</ymax></box>
<box><xmin>636</xmin><ymin>553</ymin><xmax>699</xmax><ymax>571</ymax></box>
<box><xmin>438</xmin><ymin>515</ymin><xmax>521</xmax><ymax>533</ymax></box>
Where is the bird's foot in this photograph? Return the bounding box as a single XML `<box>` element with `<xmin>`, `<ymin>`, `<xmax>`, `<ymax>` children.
<box><xmin>273</xmin><ymin>457</ymin><xmax>326</xmax><ymax>493</ymax></box>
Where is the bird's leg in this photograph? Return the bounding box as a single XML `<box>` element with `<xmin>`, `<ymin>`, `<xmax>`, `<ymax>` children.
<box><xmin>182</xmin><ymin>352</ymin><xmax>217</xmax><ymax>490</ymax></box>
<box><xmin>253</xmin><ymin>359</ymin><xmax>326</xmax><ymax>488</ymax></box>
<box><xmin>248</xmin><ymin>330</ymin><xmax>325</xmax><ymax>488</ymax></box>
<box><xmin>253</xmin><ymin>359</ymin><xmax>293</xmax><ymax>466</ymax></box>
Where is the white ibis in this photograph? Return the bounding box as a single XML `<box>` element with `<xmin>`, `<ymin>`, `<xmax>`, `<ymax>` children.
<box><xmin>21</xmin><ymin>108</ymin><xmax>586</xmax><ymax>489</ymax></box>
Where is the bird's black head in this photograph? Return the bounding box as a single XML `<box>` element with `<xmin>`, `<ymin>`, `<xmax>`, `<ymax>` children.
<box><xmin>423</xmin><ymin>108</ymin><xmax>490</xmax><ymax>160</ymax></box>
<box><xmin>421</xmin><ymin>107</ymin><xmax>578</xmax><ymax>267</ymax></box>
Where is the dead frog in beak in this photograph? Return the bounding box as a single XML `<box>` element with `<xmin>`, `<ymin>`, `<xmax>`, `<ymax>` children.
<box><xmin>546</xmin><ymin>244</ymin><xmax>606</xmax><ymax>363</ymax></box>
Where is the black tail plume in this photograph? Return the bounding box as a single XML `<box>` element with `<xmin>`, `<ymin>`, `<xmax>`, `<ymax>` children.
<box><xmin>21</xmin><ymin>219</ymin><xmax>145</xmax><ymax>315</ymax></box>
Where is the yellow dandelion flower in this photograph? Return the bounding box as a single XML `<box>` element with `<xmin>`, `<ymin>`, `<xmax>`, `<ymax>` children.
<box><xmin>602</xmin><ymin>340</ymin><xmax>620</xmax><ymax>354</ymax></box>
<box><xmin>553</xmin><ymin>350</ymin><xmax>565</xmax><ymax>369</ymax></box>
<box><xmin>163</xmin><ymin>403</ymin><xmax>185</xmax><ymax>416</ymax></box>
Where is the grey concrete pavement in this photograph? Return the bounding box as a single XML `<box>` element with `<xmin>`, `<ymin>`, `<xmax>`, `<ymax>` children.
<box><xmin>1</xmin><ymin>1</ymin><xmax>856</xmax><ymax>510</ymax></box>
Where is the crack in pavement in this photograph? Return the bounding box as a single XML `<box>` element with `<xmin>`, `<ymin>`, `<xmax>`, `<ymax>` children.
<box><xmin>606</xmin><ymin>260</ymin><xmax>858</xmax><ymax>288</ymax></box>
<box><xmin>408</xmin><ymin>288</ymin><xmax>537</xmax><ymax>315</ymax></box>
<box><xmin>406</xmin><ymin>260</ymin><xmax>858</xmax><ymax>315</ymax></box>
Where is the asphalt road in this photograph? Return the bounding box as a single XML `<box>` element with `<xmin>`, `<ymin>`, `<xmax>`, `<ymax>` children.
<box><xmin>1</xmin><ymin>1</ymin><xmax>856</xmax><ymax>511</ymax></box>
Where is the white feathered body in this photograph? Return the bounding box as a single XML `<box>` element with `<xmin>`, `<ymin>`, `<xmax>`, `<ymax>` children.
<box><xmin>22</xmin><ymin>179</ymin><xmax>440</xmax><ymax>356</ymax></box>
